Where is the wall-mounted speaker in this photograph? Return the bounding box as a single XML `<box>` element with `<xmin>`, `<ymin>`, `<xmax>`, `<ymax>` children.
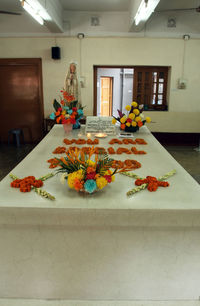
<box><xmin>51</xmin><ymin>47</ymin><xmax>61</xmax><ymax>59</ymax></box>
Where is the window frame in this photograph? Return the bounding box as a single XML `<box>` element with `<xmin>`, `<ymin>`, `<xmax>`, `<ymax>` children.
<box><xmin>93</xmin><ymin>65</ymin><xmax>169</xmax><ymax>115</ymax></box>
<box><xmin>133</xmin><ymin>66</ymin><xmax>168</xmax><ymax>111</ymax></box>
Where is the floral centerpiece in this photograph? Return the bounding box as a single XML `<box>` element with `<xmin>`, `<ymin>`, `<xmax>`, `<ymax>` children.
<box><xmin>50</xmin><ymin>89</ymin><xmax>84</xmax><ymax>129</ymax></box>
<box><xmin>56</xmin><ymin>147</ymin><xmax>118</xmax><ymax>194</ymax></box>
<box><xmin>112</xmin><ymin>101</ymin><xmax>151</xmax><ymax>133</ymax></box>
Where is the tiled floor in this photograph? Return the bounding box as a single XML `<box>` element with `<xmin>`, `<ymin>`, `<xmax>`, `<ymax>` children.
<box><xmin>165</xmin><ymin>145</ymin><xmax>200</xmax><ymax>184</ymax></box>
<box><xmin>0</xmin><ymin>143</ymin><xmax>199</xmax><ymax>183</ymax></box>
<box><xmin>0</xmin><ymin>143</ymin><xmax>36</xmax><ymax>181</ymax></box>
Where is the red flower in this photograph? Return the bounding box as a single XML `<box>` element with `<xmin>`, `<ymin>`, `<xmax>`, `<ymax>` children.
<box><xmin>72</xmin><ymin>107</ymin><xmax>77</xmax><ymax>112</ymax></box>
<box><xmin>62</xmin><ymin>119</ymin><xmax>68</xmax><ymax>124</ymax></box>
<box><xmin>104</xmin><ymin>175</ymin><xmax>112</xmax><ymax>183</ymax></box>
<box><xmin>127</xmin><ymin>118</ymin><xmax>132</xmax><ymax>123</ymax></box>
<box><xmin>86</xmin><ymin>172</ymin><xmax>96</xmax><ymax>180</ymax></box>
<box><xmin>70</xmin><ymin>118</ymin><xmax>76</xmax><ymax>124</ymax></box>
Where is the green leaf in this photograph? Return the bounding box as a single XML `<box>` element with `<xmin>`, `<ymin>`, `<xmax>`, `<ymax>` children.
<box><xmin>53</xmin><ymin>99</ymin><xmax>61</xmax><ymax>111</ymax></box>
<box><xmin>70</xmin><ymin>100</ymin><xmax>78</xmax><ymax>108</ymax></box>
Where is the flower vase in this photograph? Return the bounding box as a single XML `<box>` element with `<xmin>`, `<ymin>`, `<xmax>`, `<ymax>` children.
<box><xmin>63</xmin><ymin>123</ymin><xmax>73</xmax><ymax>134</ymax></box>
<box><xmin>124</xmin><ymin>126</ymin><xmax>139</xmax><ymax>133</ymax></box>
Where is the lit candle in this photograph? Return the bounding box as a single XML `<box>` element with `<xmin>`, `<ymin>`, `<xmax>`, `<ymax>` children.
<box><xmin>95</xmin><ymin>133</ymin><xmax>107</xmax><ymax>138</ymax></box>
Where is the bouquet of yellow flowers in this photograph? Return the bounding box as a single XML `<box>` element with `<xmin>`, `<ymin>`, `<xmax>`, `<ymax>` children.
<box><xmin>56</xmin><ymin>147</ymin><xmax>117</xmax><ymax>194</ymax></box>
<box><xmin>112</xmin><ymin>101</ymin><xmax>151</xmax><ymax>133</ymax></box>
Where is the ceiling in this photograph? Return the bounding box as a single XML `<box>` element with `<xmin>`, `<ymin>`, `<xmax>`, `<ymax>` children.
<box><xmin>60</xmin><ymin>0</ymin><xmax>130</xmax><ymax>11</ymax></box>
<box><xmin>0</xmin><ymin>0</ymin><xmax>200</xmax><ymax>36</ymax></box>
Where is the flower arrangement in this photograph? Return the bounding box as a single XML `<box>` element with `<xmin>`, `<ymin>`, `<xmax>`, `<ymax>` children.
<box><xmin>9</xmin><ymin>173</ymin><xmax>55</xmax><ymax>200</ymax></box>
<box><xmin>56</xmin><ymin>147</ymin><xmax>118</xmax><ymax>194</ymax></box>
<box><xmin>121</xmin><ymin>169</ymin><xmax>176</xmax><ymax>196</ymax></box>
<box><xmin>49</xmin><ymin>89</ymin><xmax>84</xmax><ymax>129</ymax></box>
<box><xmin>112</xmin><ymin>101</ymin><xmax>151</xmax><ymax>133</ymax></box>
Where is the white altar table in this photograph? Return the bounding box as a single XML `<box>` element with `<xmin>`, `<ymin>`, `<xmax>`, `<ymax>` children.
<box><xmin>0</xmin><ymin>125</ymin><xmax>199</xmax><ymax>301</ymax></box>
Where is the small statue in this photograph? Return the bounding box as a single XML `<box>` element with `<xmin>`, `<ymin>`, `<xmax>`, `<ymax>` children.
<box><xmin>64</xmin><ymin>62</ymin><xmax>79</xmax><ymax>102</ymax></box>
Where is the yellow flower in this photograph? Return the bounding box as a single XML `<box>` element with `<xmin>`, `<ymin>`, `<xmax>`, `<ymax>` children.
<box><xmin>132</xmin><ymin>121</ymin><xmax>137</xmax><ymax>127</ymax></box>
<box><xmin>133</xmin><ymin>109</ymin><xmax>140</xmax><ymax>115</ymax></box>
<box><xmin>146</xmin><ymin>116</ymin><xmax>151</xmax><ymax>123</ymax></box>
<box><xmin>62</xmin><ymin>111</ymin><xmax>66</xmax><ymax>115</ymax></box>
<box><xmin>68</xmin><ymin>173</ymin><xmax>76</xmax><ymax>189</ymax></box>
<box><xmin>120</xmin><ymin>116</ymin><xmax>127</xmax><ymax>124</ymax></box>
<box><xmin>128</xmin><ymin>113</ymin><xmax>135</xmax><ymax>120</ymax></box>
<box><xmin>87</xmin><ymin>160</ymin><xmax>95</xmax><ymax>167</ymax></box>
<box><xmin>111</xmin><ymin>175</ymin><xmax>115</xmax><ymax>182</ymax></box>
<box><xmin>131</xmin><ymin>101</ymin><xmax>138</xmax><ymax>107</ymax></box>
<box><xmin>112</xmin><ymin>118</ymin><xmax>117</xmax><ymax>124</ymax></box>
<box><xmin>96</xmin><ymin>177</ymin><xmax>108</xmax><ymax>189</ymax></box>
<box><xmin>126</xmin><ymin>122</ymin><xmax>131</xmax><ymax>127</ymax></box>
<box><xmin>68</xmin><ymin>170</ymin><xmax>84</xmax><ymax>189</ymax></box>
<box><xmin>135</xmin><ymin>116</ymin><xmax>142</xmax><ymax>122</ymax></box>
<box><xmin>125</xmin><ymin>105</ymin><xmax>131</xmax><ymax>111</ymax></box>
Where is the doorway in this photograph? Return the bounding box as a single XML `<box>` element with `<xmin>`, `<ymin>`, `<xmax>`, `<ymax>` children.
<box><xmin>100</xmin><ymin>77</ymin><xmax>113</xmax><ymax>116</ymax></box>
<box><xmin>94</xmin><ymin>66</ymin><xmax>134</xmax><ymax>117</ymax></box>
<box><xmin>0</xmin><ymin>58</ymin><xmax>44</xmax><ymax>143</ymax></box>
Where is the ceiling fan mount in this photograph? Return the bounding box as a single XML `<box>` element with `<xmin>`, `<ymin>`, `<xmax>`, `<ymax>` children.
<box><xmin>0</xmin><ymin>10</ymin><xmax>21</xmax><ymax>15</ymax></box>
<box><xmin>156</xmin><ymin>6</ymin><xmax>200</xmax><ymax>13</ymax></box>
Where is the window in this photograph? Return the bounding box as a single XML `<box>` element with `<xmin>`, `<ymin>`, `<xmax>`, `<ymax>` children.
<box><xmin>133</xmin><ymin>67</ymin><xmax>168</xmax><ymax>111</ymax></box>
<box><xmin>94</xmin><ymin>66</ymin><xmax>169</xmax><ymax>116</ymax></box>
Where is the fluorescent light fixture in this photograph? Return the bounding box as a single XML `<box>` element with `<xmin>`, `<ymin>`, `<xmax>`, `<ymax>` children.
<box><xmin>134</xmin><ymin>0</ymin><xmax>160</xmax><ymax>26</ymax></box>
<box><xmin>22</xmin><ymin>1</ymin><xmax>44</xmax><ymax>24</ymax></box>
<box><xmin>20</xmin><ymin>0</ymin><xmax>51</xmax><ymax>25</ymax></box>
<box><xmin>26</xmin><ymin>0</ymin><xmax>51</xmax><ymax>20</ymax></box>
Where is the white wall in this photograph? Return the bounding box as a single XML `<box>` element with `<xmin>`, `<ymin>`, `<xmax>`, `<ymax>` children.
<box><xmin>0</xmin><ymin>36</ymin><xmax>199</xmax><ymax>132</ymax></box>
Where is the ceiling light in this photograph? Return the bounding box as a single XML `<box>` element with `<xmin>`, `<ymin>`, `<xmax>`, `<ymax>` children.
<box><xmin>134</xmin><ymin>0</ymin><xmax>160</xmax><ymax>26</ymax></box>
<box><xmin>20</xmin><ymin>0</ymin><xmax>51</xmax><ymax>25</ymax></box>
<box><xmin>26</xmin><ymin>0</ymin><xmax>51</xmax><ymax>20</ymax></box>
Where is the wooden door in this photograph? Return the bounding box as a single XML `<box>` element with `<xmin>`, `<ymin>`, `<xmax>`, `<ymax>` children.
<box><xmin>100</xmin><ymin>77</ymin><xmax>113</xmax><ymax>116</ymax></box>
<box><xmin>0</xmin><ymin>58</ymin><xmax>44</xmax><ymax>143</ymax></box>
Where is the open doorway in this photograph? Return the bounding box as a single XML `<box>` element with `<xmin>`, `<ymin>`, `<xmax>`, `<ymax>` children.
<box><xmin>95</xmin><ymin>67</ymin><xmax>134</xmax><ymax>117</ymax></box>
<box><xmin>100</xmin><ymin>77</ymin><xmax>113</xmax><ymax>116</ymax></box>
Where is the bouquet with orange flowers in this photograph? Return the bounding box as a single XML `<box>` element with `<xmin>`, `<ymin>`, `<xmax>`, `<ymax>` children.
<box><xmin>56</xmin><ymin>147</ymin><xmax>118</xmax><ymax>194</ymax></box>
<box><xmin>112</xmin><ymin>101</ymin><xmax>151</xmax><ymax>133</ymax></box>
<box><xmin>50</xmin><ymin>89</ymin><xmax>84</xmax><ymax>129</ymax></box>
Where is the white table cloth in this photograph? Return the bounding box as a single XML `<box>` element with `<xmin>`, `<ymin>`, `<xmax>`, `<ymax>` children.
<box><xmin>0</xmin><ymin>125</ymin><xmax>200</xmax><ymax>301</ymax></box>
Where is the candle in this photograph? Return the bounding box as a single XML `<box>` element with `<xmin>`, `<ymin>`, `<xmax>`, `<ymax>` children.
<box><xmin>95</xmin><ymin>133</ymin><xmax>107</xmax><ymax>138</ymax></box>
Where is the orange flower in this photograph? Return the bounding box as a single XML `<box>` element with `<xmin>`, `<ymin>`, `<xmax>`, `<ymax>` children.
<box><xmin>74</xmin><ymin>178</ymin><xmax>83</xmax><ymax>191</ymax></box>
<box><xmin>121</xmin><ymin>124</ymin><xmax>125</xmax><ymax>130</ymax></box>
<box><xmin>87</xmin><ymin>166</ymin><xmax>96</xmax><ymax>174</ymax></box>
<box><xmin>56</xmin><ymin>117</ymin><xmax>61</xmax><ymax>123</ymax></box>
<box><xmin>62</xmin><ymin>90</ymin><xmax>75</xmax><ymax>102</ymax></box>
<box><xmin>138</xmin><ymin>121</ymin><xmax>143</xmax><ymax>127</ymax></box>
